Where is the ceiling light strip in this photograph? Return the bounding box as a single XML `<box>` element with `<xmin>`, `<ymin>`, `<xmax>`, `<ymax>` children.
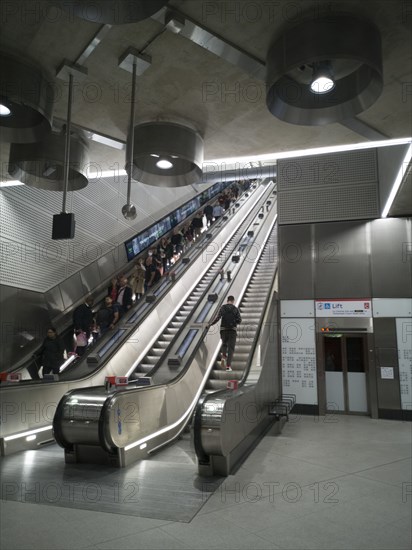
<box><xmin>0</xmin><ymin>180</ymin><xmax>24</xmax><ymax>188</ymax></box>
<box><xmin>381</xmin><ymin>143</ymin><xmax>412</xmax><ymax>218</ymax></box>
<box><xmin>205</xmin><ymin>138</ymin><xmax>412</xmax><ymax>166</ymax></box>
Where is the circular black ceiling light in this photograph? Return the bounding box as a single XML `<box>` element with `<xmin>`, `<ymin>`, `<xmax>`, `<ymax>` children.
<box><xmin>266</xmin><ymin>15</ymin><xmax>383</xmax><ymax>125</ymax></box>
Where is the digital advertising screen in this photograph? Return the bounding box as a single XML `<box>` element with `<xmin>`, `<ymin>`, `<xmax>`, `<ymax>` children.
<box><xmin>124</xmin><ymin>180</ymin><xmax>237</xmax><ymax>262</ymax></box>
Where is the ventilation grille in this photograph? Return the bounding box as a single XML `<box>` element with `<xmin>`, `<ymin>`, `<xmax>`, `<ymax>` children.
<box><xmin>278</xmin><ymin>149</ymin><xmax>379</xmax><ymax>224</ymax></box>
<box><xmin>279</xmin><ymin>185</ymin><xmax>379</xmax><ymax>224</ymax></box>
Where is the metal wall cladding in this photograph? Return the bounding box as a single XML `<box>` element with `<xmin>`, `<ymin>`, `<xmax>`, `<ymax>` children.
<box><xmin>377</xmin><ymin>144</ymin><xmax>410</xmax><ymax>210</ymax></box>
<box><xmin>277</xmin><ymin>149</ymin><xmax>379</xmax><ymax>224</ymax></box>
<box><xmin>279</xmin><ymin>218</ymin><xmax>411</xmax><ymax>300</ymax></box>
<box><xmin>373</xmin><ymin>318</ymin><xmax>402</xmax><ymax>410</ymax></box>
<box><xmin>278</xmin><ymin>224</ymin><xmax>313</xmax><ymax>299</ymax></box>
<box><xmin>314</xmin><ymin>221</ymin><xmax>371</xmax><ymax>299</ymax></box>
<box><xmin>370</xmin><ymin>218</ymin><xmax>412</xmax><ymax>298</ymax></box>
<box><xmin>0</xmin><ymin>284</ymin><xmax>51</xmax><ymax>369</ymax></box>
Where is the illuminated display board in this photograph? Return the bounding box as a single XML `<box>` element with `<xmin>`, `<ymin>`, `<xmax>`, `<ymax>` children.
<box><xmin>124</xmin><ymin>180</ymin><xmax>242</xmax><ymax>262</ymax></box>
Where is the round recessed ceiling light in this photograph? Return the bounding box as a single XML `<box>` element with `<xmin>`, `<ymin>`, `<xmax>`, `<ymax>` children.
<box><xmin>310</xmin><ymin>61</ymin><xmax>335</xmax><ymax>94</ymax></box>
<box><xmin>156</xmin><ymin>158</ymin><xmax>173</xmax><ymax>169</ymax></box>
<box><xmin>0</xmin><ymin>103</ymin><xmax>11</xmax><ymax>117</ymax></box>
<box><xmin>310</xmin><ymin>76</ymin><xmax>335</xmax><ymax>94</ymax></box>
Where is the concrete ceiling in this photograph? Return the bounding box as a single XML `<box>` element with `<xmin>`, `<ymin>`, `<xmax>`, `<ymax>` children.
<box><xmin>0</xmin><ymin>0</ymin><xmax>411</xmax><ymax>214</ymax></box>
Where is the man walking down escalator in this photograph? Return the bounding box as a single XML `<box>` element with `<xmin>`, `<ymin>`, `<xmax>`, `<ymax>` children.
<box><xmin>206</xmin><ymin>296</ymin><xmax>242</xmax><ymax>371</ymax></box>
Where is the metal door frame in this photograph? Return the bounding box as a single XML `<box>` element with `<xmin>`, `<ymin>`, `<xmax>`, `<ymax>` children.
<box><xmin>317</xmin><ymin>332</ymin><xmax>376</xmax><ymax>417</ymax></box>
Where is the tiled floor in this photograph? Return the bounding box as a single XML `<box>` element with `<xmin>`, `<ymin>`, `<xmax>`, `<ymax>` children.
<box><xmin>1</xmin><ymin>414</ymin><xmax>411</xmax><ymax>549</ymax></box>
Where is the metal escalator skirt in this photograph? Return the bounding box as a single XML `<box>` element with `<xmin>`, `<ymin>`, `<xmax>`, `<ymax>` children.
<box><xmin>153</xmin><ymin>285</ymin><xmax>165</xmax><ymax>296</ymax></box>
<box><xmin>213</xmin><ymin>280</ymin><xmax>225</xmax><ymax>293</ymax></box>
<box><xmin>98</xmin><ymin>329</ymin><xmax>127</xmax><ymax>358</ymax></box>
<box><xmin>176</xmin><ymin>328</ymin><xmax>199</xmax><ymax>358</ymax></box>
<box><xmin>57</xmin><ymin>390</ymin><xmax>109</xmax><ymax>446</ymax></box>
<box><xmin>127</xmin><ymin>303</ymin><xmax>150</xmax><ymax>323</ymax></box>
<box><xmin>195</xmin><ymin>301</ymin><xmax>214</xmax><ymax>323</ymax></box>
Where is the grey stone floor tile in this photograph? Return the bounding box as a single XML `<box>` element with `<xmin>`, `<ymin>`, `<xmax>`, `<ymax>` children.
<box><xmin>93</xmin><ymin>527</ymin><xmax>190</xmax><ymax>550</ymax></box>
<box><xmin>1</xmin><ymin>415</ymin><xmax>410</xmax><ymax>550</ymax></box>
<box><xmin>159</xmin><ymin>512</ymin><xmax>281</xmax><ymax>549</ymax></box>
<box><xmin>355</xmin><ymin>457</ymin><xmax>412</xmax><ymax>487</ymax></box>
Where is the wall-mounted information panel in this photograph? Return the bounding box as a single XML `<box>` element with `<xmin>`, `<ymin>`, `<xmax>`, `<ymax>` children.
<box><xmin>396</xmin><ymin>318</ymin><xmax>412</xmax><ymax>410</ymax></box>
<box><xmin>281</xmin><ymin>318</ymin><xmax>317</xmax><ymax>405</ymax></box>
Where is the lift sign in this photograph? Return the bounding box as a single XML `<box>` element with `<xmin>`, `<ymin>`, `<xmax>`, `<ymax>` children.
<box><xmin>316</xmin><ymin>300</ymin><xmax>372</xmax><ymax>317</ymax></box>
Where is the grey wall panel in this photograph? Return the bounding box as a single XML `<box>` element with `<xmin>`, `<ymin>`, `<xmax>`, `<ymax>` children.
<box><xmin>116</xmin><ymin>243</ymin><xmax>128</xmax><ymax>267</ymax></box>
<box><xmin>314</xmin><ymin>222</ymin><xmax>371</xmax><ymax>299</ymax></box>
<box><xmin>370</xmin><ymin>218</ymin><xmax>412</xmax><ymax>298</ymax></box>
<box><xmin>0</xmin><ymin>284</ymin><xmax>50</xmax><ymax>369</ymax></box>
<box><xmin>97</xmin><ymin>251</ymin><xmax>119</xmax><ymax>282</ymax></box>
<box><xmin>79</xmin><ymin>261</ymin><xmax>101</xmax><ymax>294</ymax></box>
<box><xmin>44</xmin><ymin>285</ymin><xmax>64</xmax><ymax>318</ymax></box>
<box><xmin>0</xmin><ymin>236</ymin><xmax>84</xmax><ymax>291</ymax></box>
<box><xmin>278</xmin><ymin>149</ymin><xmax>378</xmax><ymax>189</ymax></box>
<box><xmin>279</xmin><ymin>185</ymin><xmax>379</xmax><ymax>224</ymax></box>
<box><xmin>373</xmin><ymin>318</ymin><xmax>401</xmax><ymax>410</ymax></box>
<box><xmin>279</xmin><ymin>224</ymin><xmax>313</xmax><ymax>299</ymax></box>
<box><xmin>377</xmin><ymin>144</ymin><xmax>410</xmax><ymax>212</ymax></box>
<box><xmin>59</xmin><ymin>272</ymin><xmax>87</xmax><ymax>310</ymax></box>
<box><xmin>277</xmin><ymin>149</ymin><xmax>379</xmax><ymax>224</ymax></box>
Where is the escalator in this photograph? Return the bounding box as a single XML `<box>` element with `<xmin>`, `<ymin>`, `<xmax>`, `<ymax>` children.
<box><xmin>52</xmin><ymin>187</ymin><xmax>281</xmax><ymax>470</ymax></box>
<box><xmin>206</xmin><ymin>219</ymin><xmax>277</xmax><ymax>391</ymax></box>
<box><xmin>132</xmin><ymin>200</ymin><xmax>272</xmax><ymax>381</ymax></box>
<box><xmin>0</xmin><ymin>182</ymin><xmax>273</xmax><ymax>455</ymax></box>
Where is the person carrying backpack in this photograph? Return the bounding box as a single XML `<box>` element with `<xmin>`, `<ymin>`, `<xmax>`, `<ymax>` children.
<box><xmin>206</xmin><ymin>295</ymin><xmax>241</xmax><ymax>371</ymax></box>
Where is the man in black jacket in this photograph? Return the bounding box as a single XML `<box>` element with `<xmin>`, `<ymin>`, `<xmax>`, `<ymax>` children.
<box><xmin>206</xmin><ymin>295</ymin><xmax>242</xmax><ymax>371</ymax></box>
<box><xmin>73</xmin><ymin>296</ymin><xmax>94</xmax><ymax>340</ymax></box>
<box><xmin>37</xmin><ymin>327</ymin><xmax>65</xmax><ymax>376</ymax></box>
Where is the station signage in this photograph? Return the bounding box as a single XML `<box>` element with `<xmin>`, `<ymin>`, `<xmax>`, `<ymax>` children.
<box><xmin>315</xmin><ymin>299</ymin><xmax>372</xmax><ymax>318</ymax></box>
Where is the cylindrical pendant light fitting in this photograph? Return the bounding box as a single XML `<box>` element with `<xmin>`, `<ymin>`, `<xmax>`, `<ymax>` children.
<box><xmin>128</xmin><ymin>122</ymin><xmax>203</xmax><ymax>187</ymax></box>
<box><xmin>8</xmin><ymin>130</ymin><xmax>89</xmax><ymax>191</ymax></box>
<box><xmin>266</xmin><ymin>15</ymin><xmax>383</xmax><ymax>125</ymax></box>
<box><xmin>0</xmin><ymin>52</ymin><xmax>54</xmax><ymax>143</ymax></box>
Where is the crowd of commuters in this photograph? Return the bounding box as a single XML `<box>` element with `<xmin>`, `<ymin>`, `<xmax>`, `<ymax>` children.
<box><xmin>31</xmin><ymin>182</ymin><xmax>250</xmax><ymax>377</ymax></box>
